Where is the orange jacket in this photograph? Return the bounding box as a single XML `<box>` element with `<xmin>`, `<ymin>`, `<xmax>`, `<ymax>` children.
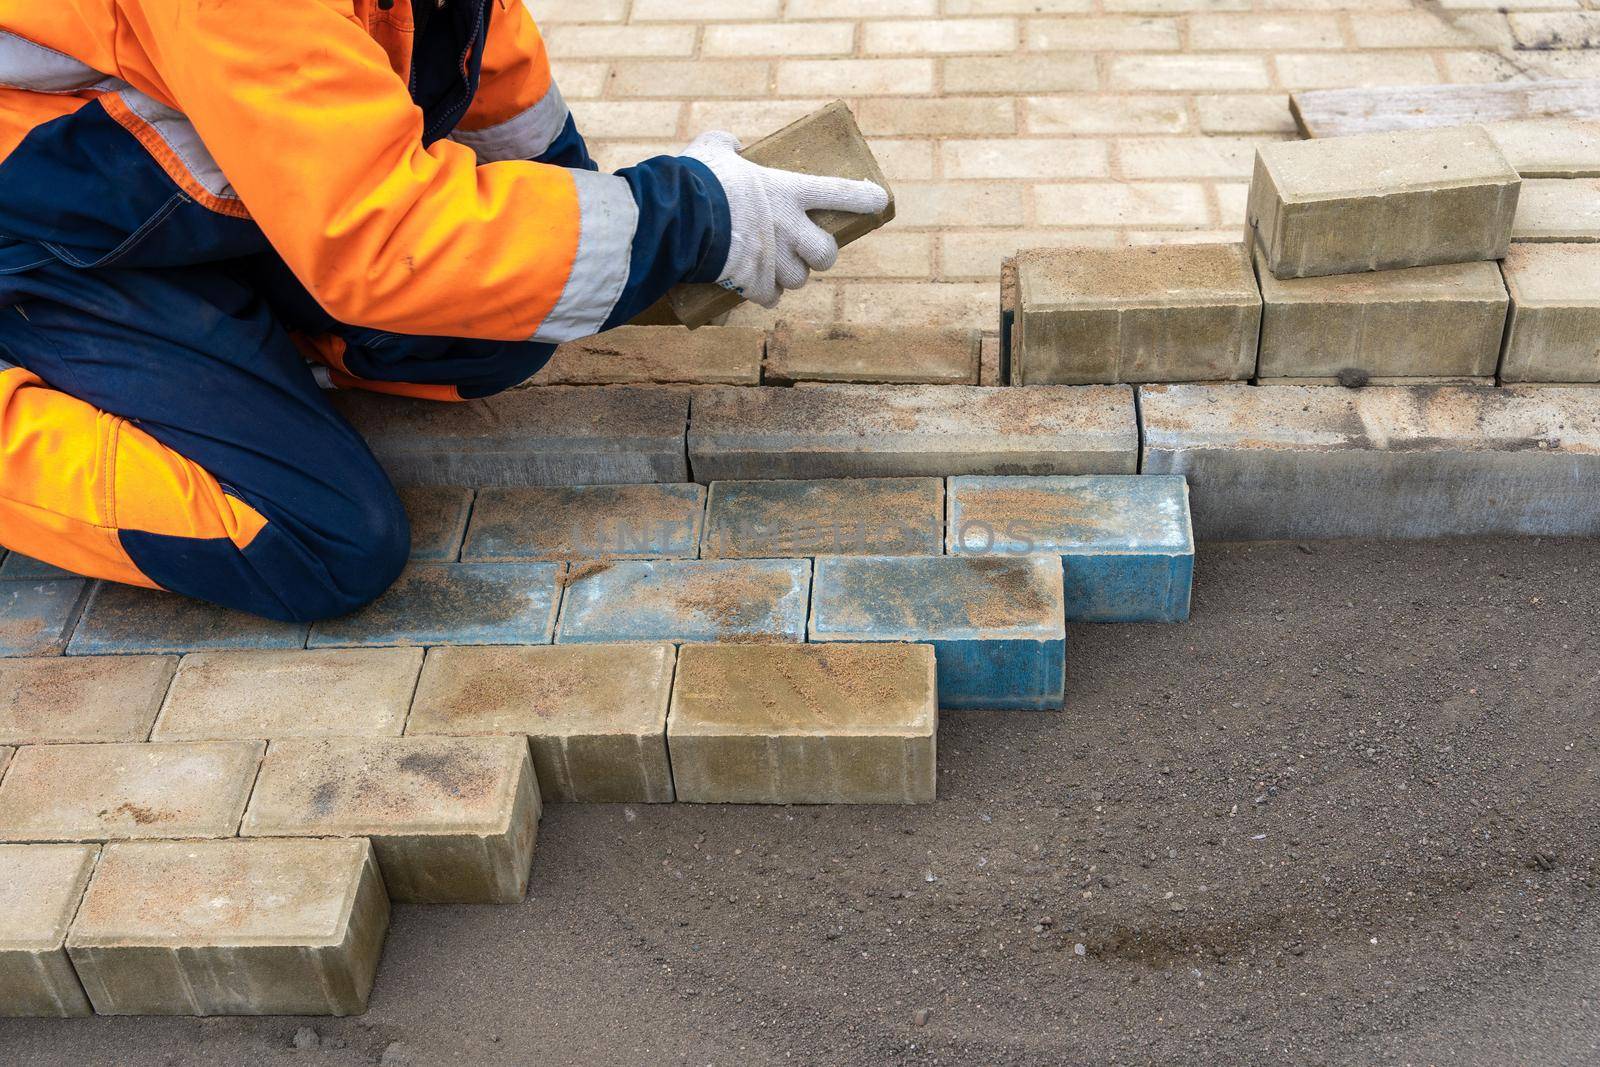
<box><xmin>0</xmin><ymin>1</ymin><xmax>728</xmax><ymax>342</ymax></box>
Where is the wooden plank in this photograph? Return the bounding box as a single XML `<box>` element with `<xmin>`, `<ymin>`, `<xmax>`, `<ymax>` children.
<box><xmin>1291</xmin><ymin>80</ymin><xmax>1600</xmax><ymax>138</ymax></box>
<box><xmin>1292</xmin><ymin>81</ymin><xmax>1600</xmax><ymax>178</ymax></box>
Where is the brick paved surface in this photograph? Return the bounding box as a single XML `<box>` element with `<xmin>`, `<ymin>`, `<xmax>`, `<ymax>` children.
<box><xmin>539</xmin><ymin>0</ymin><xmax>1597</xmax><ymax>331</ymax></box>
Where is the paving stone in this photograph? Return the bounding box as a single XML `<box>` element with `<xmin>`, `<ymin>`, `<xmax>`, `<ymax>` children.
<box><xmin>689</xmin><ymin>384</ymin><xmax>1137</xmax><ymax>480</ymax></box>
<box><xmin>809</xmin><ymin>555</ymin><xmax>1066</xmax><ymax>711</ymax></box>
<box><xmin>462</xmin><ymin>484</ymin><xmax>706</xmax><ymax>562</ymax></box>
<box><xmin>667</xmin><ymin>643</ymin><xmax>937</xmax><ymax>804</ymax></box>
<box><xmin>1512</xmin><ymin>178</ymin><xmax>1600</xmax><ymax>243</ymax></box>
<box><xmin>557</xmin><ymin>559</ymin><xmax>812</xmax><ymax>644</ymax></box>
<box><xmin>242</xmin><ymin>736</ymin><xmax>539</xmax><ymax>904</ymax></box>
<box><xmin>0</xmin><ymin>741</ymin><xmax>262</xmax><ymax>842</ymax></box>
<box><xmin>701</xmin><ymin>477</ymin><xmax>944</xmax><ymax>558</ymax></box>
<box><xmin>332</xmin><ymin>386</ymin><xmax>690</xmax><ymax>487</ymax></box>
<box><xmin>1484</xmin><ymin>119</ymin><xmax>1600</xmax><ymax>179</ymax></box>
<box><xmin>408</xmin><ymin>643</ymin><xmax>675</xmax><ymax>803</ymax></box>
<box><xmin>67</xmin><ymin>838</ymin><xmax>388</xmax><ymax>1016</ymax></box>
<box><xmin>67</xmin><ymin>584</ymin><xmax>308</xmax><ymax>657</ymax></box>
<box><xmin>400</xmin><ymin>487</ymin><xmax>473</xmax><ymax>561</ymax></box>
<box><xmin>1255</xmin><ymin>256</ymin><xmax>1509</xmax><ymax>381</ymax></box>
<box><xmin>1140</xmin><ymin>383</ymin><xmax>1600</xmax><ymax>539</ymax></box>
<box><xmin>533</xmin><ymin>325</ymin><xmax>764</xmax><ymax>385</ymax></box>
<box><xmin>764</xmin><ymin>325</ymin><xmax>979</xmax><ymax>384</ymax></box>
<box><xmin>151</xmin><ymin>648</ymin><xmax>423</xmax><ymax>741</ymax></box>
<box><xmin>0</xmin><ymin>579</ymin><xmax>88</xmax><ymax>658</ymax></box>
<box><xmin>0</xmin><ymin>843</ymin><xmax>98</xmax><ymax>1017</ymax></box>
<box><xmin>947</xmin><ymin>475</ymin><xmax>1193</xmax><ymax>623</ymax></box>
<box><xmin>1015</xmin><ymin>243</ymin><xmax>1260</xmax><ymax>385</ymax></box>
<box><xmin>307</xmin><ymin>563</ymin><xmax>561</xmax><ymax>649</ymax></box>
<box><xmin>1500</xmin><ymin>243</ymin><xmax>1600</xmax><ymax>383</ymax></box>
<box><xmin>0</xmin><ymin>746</ymin><xmax>11</xmax><ymax>783</ymax></box>
<box><xmin>0</xmin><ymin>655</ymin><xmax>177</xmax><ymax>745</ymax></box>
<box><xmin>1247</xmin><ymin>126</ymin><xmax>1521</xmax><ymax>279</ymax></box>
<box><xmin>669</xmin><ymin>101</ymin><xmax>895</xmax><ymax>327</ymax></box>
<box><xmin>0</xmin><ymin>553</ymin><xmax>74</xmax><ymax>580</ymax></box>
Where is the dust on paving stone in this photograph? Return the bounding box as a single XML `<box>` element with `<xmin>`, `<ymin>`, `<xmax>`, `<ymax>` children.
<box><xmin>100</xmin><ymin>802</ymin><xmax>172</xmax><ymax>826</ymax></box>
<box><xmin>642</xmin><ymin>569</ymin><xmax>794</xmax><ymax>636</ymax></box>
<box><xmin>559</xmin><ymin>561</ymin><xmax>613</xmax><ymax>589</ymax></box>
<box><xmin>963</xmin><ymin>557</ymin><xmax>1054</xmax><ymax>626</ymax></box>
<box><xmin>960</xmin><ymin>484</ymin><xmax>1119</xmax><ymax>540</ymax></box>
<box><xmin>385</xmin><ymin>566</ymin><xmax>521</xmax><ymax>625</ymax></box>
<box><xmin>394</xmin><ymin>748</ymin><xmax>486</xmax><ymax>801</ymax></box>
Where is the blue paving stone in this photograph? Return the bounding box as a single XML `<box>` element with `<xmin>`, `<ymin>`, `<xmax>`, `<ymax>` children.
<box><xmin>947</xmin><ymin>475</ymin><xmax>1193</xmax><ymax>623</ymax></box>
<box><xmin>400</xmin><ymin>487</ymin><xmax>474</xmax><ymax>561</ymax></box>
<box><xmin>67</xmin><ymin>583</ymin><xmax>308</xmax><ymax>656</ymax></box>
<box><xmin>701</xmin><ymin>477</ymin><xmax>943</xmax><ymax>558</ymax></box>
<box><xmin>0</xmin><ymin>579</ymin><xmax>88</xmax><ymax>657</ymax></box>
<box><xmin>556</xmin><ymin>559</ymin><xmax>811</xmax><ymax>644</ymax></box>
<box><xmin>0</xmin><ymin>552</ymin><xmax>76</xmax><ymax>581</ymax></box>
<box><xmin>809</xmin><ymin>555</ymin><xmax>1066</xmax><ymax>711</ymax></box>
<box><xmin>308</xmin><ymin>562</ymin><xmax>561</xmax><ymax>648</ymax></box>
<box><xmin>463</xmin><ymin>484</ymin><xmax>705</xmax><ymax>562</ymax></box>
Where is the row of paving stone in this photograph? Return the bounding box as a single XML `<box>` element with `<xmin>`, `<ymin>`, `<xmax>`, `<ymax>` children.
<box><xmin>0</xmin><ymin>474</ymin><xmax>1196</xmax><ymax>708</ymax></box>
<box><xmin>327</xmin><ymin>377</ymin><xmax>1600</xmax><ymax>541</ymax></box>
<box><xmin>0</xmin><ymin>641</ymin><xmax>936</xmax><ymax>1017</ymax></box>
<box><xmin>535</xmin><ymin>322</ymin><xmax>1000</xmax><ymax>387</ymax></box>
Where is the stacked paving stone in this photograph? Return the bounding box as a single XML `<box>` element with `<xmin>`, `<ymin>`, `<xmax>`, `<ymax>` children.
<box><xmin>0</xmin><ymin>454</ymin><xmax>1195</xmax><ymax>1016</ymax></box>
<box><xmin>1009</xmin><ymin>124</ymin><xmax>1552</xmax><ymax>388</ymax></box>
<box><xmin>998</xmin><ymin>121</ymin><xmax>1600</xmax><ymax>542</ymax></box>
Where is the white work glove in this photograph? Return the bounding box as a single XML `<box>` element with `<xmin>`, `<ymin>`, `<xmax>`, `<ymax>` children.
<box><xmin>681</xmin><ymin>130</ymin><xmax>889</xmax><ymax>308</ymax></box>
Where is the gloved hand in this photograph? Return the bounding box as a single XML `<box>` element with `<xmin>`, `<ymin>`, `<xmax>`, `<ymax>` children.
<box><xmin>681</xmin><ymin>130</ymin><xmax>889</xmax><ymax>308</ymax></box>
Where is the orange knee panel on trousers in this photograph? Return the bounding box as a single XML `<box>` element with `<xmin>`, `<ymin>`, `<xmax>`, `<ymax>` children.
<box><xmin>0</xmin><ymin>367</ymin><xmax>268</xmax><ymax>587</ymax></box>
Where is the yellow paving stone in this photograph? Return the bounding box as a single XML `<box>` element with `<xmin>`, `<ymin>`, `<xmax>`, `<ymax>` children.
<box><xmin>67</xmin><ymin>838</ymin><xmax>388</xmax><ymax>1016</ymax></box>
<box><xmin>668</xmin><ymin>643</ymin><xmax>937</xmax><ymax>804</ymax></box>
<box><xmin>0</xmin><ymin>843</ymin><xmax>98</xmax><ymax>1017</ymax></box>
<box><xmin>243</xmin><ymin>736</ymin><xmax>540</xmax><ymax>904</ymax></box>
<box><xmin>151</xmin><ymin>648</ymin><xmax>424</xmax><ymax>741</ymax></box>
<box><xmin>0</xmin><ymin>741</ymin><xmax>263</xmax><ymax>842</ymax></box>
<box><xmin>0</xmin><ymin>655</ymin><xmax>176</xmax><ymax>745</ymax></box>
<box><xmin>408</xmin><ymin>643</ymin><xmax>676</xmax><ymax>803</ymax></box>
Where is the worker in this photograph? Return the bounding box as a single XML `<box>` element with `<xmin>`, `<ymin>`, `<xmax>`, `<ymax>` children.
<box><xmin>0</xmin><ymin>1</ymin><xmax>885</xmax><ymax>623</ymax></box>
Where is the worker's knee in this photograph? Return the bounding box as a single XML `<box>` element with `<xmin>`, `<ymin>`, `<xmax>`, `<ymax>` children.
<box><xmin>301</xmin><ymin>486</ymin><xmax>410</xmax><ymax>622</ymax></box>
<box><xmin>251</xmin><ymin>476</ymin><xmax>410</xmax><ymax>625</ymax></box>
<box><xmin>334</xmin><ymin>488</ymin><xmax>411</xmax><ymax>612</ymax></box>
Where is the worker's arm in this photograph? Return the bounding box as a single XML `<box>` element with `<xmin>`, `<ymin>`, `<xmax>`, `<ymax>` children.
<box><xmin>454</xmin><ymin>0</ymin><xmax>595</xmax><ymax>171</ymax></box>
<box><xmin>116</xmin><ymin>0</ymin><xmax>722</xmax><ymax>342</ymax></box>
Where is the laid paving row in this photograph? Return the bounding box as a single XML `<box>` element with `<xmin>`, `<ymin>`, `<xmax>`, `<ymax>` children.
<box><xmin>536</xmin><ymin>322</ymin><xmax>995</xmax><ymax>389</ymax></box>
<box><xmin>0</xmin><ymin>643</ymin><xmax>942</xmax><ymax>813</ymax></box>
<box><xmin>0</xmin><ymin>473</ymin><xmax>1196</xmax><ymax>659</ymax></box>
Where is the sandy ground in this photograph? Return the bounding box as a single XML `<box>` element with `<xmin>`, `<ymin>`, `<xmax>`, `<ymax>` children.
<box><xmin>6</xmin><ymin>537</ymin><xmax>1599</xmax><ymax>1066</ymax></box>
